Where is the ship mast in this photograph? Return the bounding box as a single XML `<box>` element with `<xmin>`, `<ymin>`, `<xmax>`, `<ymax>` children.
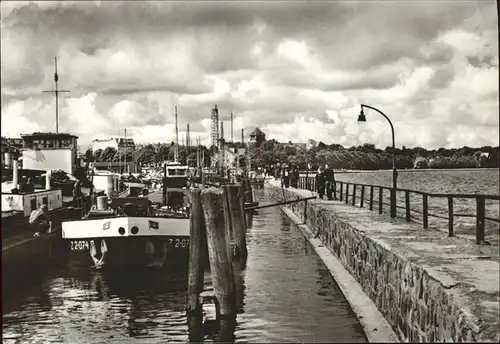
<box><xmin>175</xmin><ymin>106</ymin><xmax>179</xmax><ymax>163</ymax></box>
<box><xmin>42</xmin><ymin>56</ymin><xmax>70</xmax><ymax>134</ymax></box>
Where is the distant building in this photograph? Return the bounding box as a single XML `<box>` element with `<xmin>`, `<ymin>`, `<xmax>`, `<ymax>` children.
<box><xmin>249</xmin><ymin>127</ymin><xmax>266</xmax><ymax>146</ymax></box>
<box><xmin>92</xmin><ymin>138</ymin><xmax>135</xmax><ymax>152</ymax></box>
<box><xmin>222</xmin><ymin>147</ymin><xmax>246</xmax><ymax>168</ymax></box>
<box><xmin>292</xmin><ymin>143</ymin><xmax>308</xmax><ymax>151</ymax></box>
<box><xmin>93</xmin><ymin>161</ymin><xmax>139</xmax><ymax>174</ymax></box>
<box><xmin>307</xmin><ymin>139</ymin><xmax>317</xmax><ymax>149</ymax></box>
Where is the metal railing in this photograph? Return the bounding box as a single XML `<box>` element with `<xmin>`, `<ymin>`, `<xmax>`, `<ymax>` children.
<box><xmin>297</xmin><ymin>176</ymin><xmax>500</xmax><ymax>244</ymax></box>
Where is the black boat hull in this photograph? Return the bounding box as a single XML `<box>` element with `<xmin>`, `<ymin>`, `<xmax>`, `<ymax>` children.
<box><xmin>64</xmin><ymin>236</ymin><xmax>190</xmax><ymax>269</ymax></box>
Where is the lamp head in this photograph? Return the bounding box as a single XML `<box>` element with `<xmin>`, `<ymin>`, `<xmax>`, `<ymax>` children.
<box><xmin>358</xmin><ymin>107</ymin><xmax>366</xmax><ymax>122</ymax></box>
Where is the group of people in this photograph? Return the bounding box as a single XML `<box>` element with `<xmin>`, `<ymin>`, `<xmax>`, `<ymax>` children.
<box><xmin>271</xmin><ymin>163</ymin><xmax>337</xmax><ymax>200</ymax></box>
<box><xmin>274</xmin><ymin>165</ymin><xmax>301</xmax><ymax>188</ymax></box>
<box><xmin>315</xmin><ymin>164</ymin><xmax>337</xmax><ymax>200</ymax></box>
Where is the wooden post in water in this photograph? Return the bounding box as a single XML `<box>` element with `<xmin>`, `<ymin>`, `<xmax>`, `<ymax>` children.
<box><xmin>187</xmin><ymin>189</ymin><xmax>207</xmax><ymax>315</ymax></box>
<box><xmin>242</xmin><ymin>175</ymin><xmax>253</xmax><ymax>230</ymax></box>
<box><xmin>222</xmin><ymin>185</ymin><xmax>235</xmax><ymax>261</ymax></box>
<box><xmin>200</xmin><ymin>188</ymin><xmax>236</xmax><ymax>318</ymax></box>
<box><xmin>224</xmin><ymin>185</ymin><xmax>247</xmax><ymax>260</ymax></box>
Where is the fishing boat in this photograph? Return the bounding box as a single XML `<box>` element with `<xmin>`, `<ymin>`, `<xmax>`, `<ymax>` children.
<box><xmin>61</xmin><ymin>162</ymin><xmax>191</xmax><ymax>270</ymax></box>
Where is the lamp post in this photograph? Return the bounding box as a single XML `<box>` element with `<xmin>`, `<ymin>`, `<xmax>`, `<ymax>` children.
<box><xmin>288</xmin><ymin>141</ymin><xmax>310</xmax><ymax>190</ymax></box>
<box><xmin>358</xmin><ymin>104</ymin><xmax>398</xmax><ymax>218</ymax></box>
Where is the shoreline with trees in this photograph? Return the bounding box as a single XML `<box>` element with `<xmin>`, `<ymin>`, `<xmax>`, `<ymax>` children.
<box><xmin>84</xmin><ymin>139</ymin><xmax>499</xmax><ymax>171</ymax></box>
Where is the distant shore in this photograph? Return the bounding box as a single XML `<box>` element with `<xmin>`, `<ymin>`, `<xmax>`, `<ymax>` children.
<box><xmin>297</xmin><ymin>167</ymin><xmax>499</xmax><ymax>175</ymax></box>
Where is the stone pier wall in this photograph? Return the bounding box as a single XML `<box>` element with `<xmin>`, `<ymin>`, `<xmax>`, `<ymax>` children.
<box><xmin>266</xmin><ymin>183</ymin><xmax>499</xmax><ymax>343</ymax></box>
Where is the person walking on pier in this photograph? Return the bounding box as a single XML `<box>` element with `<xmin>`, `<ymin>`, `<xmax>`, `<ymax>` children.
<box><xmin>290</xmin><ymin>166</ymin><xmax>299</xmax><ymax>188</ymax></box>
<box><xmin>281</xmin><ymin>165</ymin><xmax>290</xmax><ymax>188</ymax></box>
<box><xmin>315</xmin><ymin>166</ymin><xmax>326</xmax><ymax>199</ymax></box>
<box><xmin>324</xmin><ymin>164</ymin><xmax>336</xmax><ymax>200</ymax></box>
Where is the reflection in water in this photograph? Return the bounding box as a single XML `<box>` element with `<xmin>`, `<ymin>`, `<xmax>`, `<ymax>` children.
<box><xmin>3</xmin><ymin>189</ymin><xmax>367</xmax><ymax>343</ymax></box>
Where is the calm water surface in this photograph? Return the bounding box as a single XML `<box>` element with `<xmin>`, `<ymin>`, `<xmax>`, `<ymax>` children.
<box><xmin>2</xmin><ymin>190</ymin><xmax>367</xmax><ymax>343</ymax></box>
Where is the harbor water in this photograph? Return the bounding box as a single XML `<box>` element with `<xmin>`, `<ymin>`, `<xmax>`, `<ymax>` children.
<box><xmin>2</xmin><ymin>189</ymin><xmax>367</xmax><ymax>343</ymax></box>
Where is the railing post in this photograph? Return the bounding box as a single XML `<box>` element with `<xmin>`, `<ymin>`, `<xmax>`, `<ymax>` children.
<box><xmin>448</xmin><ymin>196</ymin><xmax>454</xmax><ymax>237</ymax></box>
<box><xmin>476</xmin><ymin>196</ymin><xmax>485</xmax><ymax>244</ymax></box>
<box><xmin>339</xmin><ymin>182</ymin><xmax>343</xmax><ymax>202</ymax></box>
<box><xmin>345</xmin><ymin>183</ymin><xmax>349</xmax><ymax>204</ymax></box>
<box><xmin>303</xmin><ymin>199</ymin><xmax>308</xmax><ymax>222</ymax></box>
<box><xmin>360</xmin><ymin>185</ymin><xmax>365</xmax><ymax>208</ymax></box>
<box><xmin>390</xmin><ymin>188</ymin><xmax>396</xmax><ymax>218</ymax></box>
<box><xmin>405</xmin><ymin>191</ymin><xmax>410</xmax><ymax>222</ymax></box>
<box><xmin>352</xmin><ymin>184</ymin><xmax>356</xmax><ymax>206</ymax></box>
<box><xmin>378</xmin><ymin>187</ymin><xmax>383</xmax><ymax>214</ymax></box>
<box><xmin>423</xmin><ymin>194</ymin><xmax>428</xmax><ymax>229</ymax></box>
<box><xmin>369</xmin><ymin>186</ymin><xmax>374</xmax><ymax>210</ymax></box>
<box><xmin>333</xmin><ymin>181</ymin><xmax>337</xmax><ymax>199</ymax></box>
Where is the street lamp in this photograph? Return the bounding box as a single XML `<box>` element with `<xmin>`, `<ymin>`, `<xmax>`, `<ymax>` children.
<box><xmin>358</xmin><ymin>104</ymin><xmax>398</xmax><ymax>218</ymax></box>
<box><xmin>288</xmin><ymin>141</ymin><xmax>310</xmax><ymax>190</ymax></box>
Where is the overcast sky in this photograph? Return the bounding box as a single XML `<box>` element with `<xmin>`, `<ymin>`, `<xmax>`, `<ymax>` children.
<box><xmin>1</xmin><ymin>0</ymin><xmax>498</xmax><ymax>149</ymax></box>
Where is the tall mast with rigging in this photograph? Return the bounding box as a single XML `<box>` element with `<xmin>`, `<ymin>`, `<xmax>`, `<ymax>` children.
<box><xmin>42</xmin><ymin>56</ymin><xmax>70</xmax><ymax>134</ymax></box>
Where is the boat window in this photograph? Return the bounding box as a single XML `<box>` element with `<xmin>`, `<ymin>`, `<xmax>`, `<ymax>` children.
<box><xmin>42</xmin><ymin>196</ymin><xmax>48</xmax><ymax>206</ymax></box>
<box><xmin>176</xmin><ymin>169</ymin><xmax>187</xmax><ymax>176</ymax></box>
<box><xmin>30</xmin><ymin>198</ymin><xmax>37</xmax><ymax>212</ymax></box>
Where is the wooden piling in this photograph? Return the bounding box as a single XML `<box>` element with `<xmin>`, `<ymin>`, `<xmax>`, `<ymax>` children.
<box><xmin>187</xmin><ymin>189</ymin><xmax>207</xmax><ymax>315</ymax></box>
<box><xmin>233</xmin><ymin>258</ymin><xmax>247</xmax><ymax>312</ymax></box>
<box><xmin>200</xmin><ymin>188</ymin><xmax>236</xmax><ymax>317</ymax></box>
<box><xmin>225</xmin><ymin>185</ymin><xmax>247</xmax><ymax>259</ymax></box>
<box><xmin>222</xmin><ymin>185</ymin><xmax>235</xmax><ymax>261</ymax></box>
<box><xmin>216</xmin><ymin>315</ymin><xmax>237</xmax><ymax>342</ymax></box>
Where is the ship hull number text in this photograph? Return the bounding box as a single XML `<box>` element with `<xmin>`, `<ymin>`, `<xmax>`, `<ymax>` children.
<box><xmin>168</xmin><ymin>238</ymin><xmax>189</xmax><ymax>248</ymax></box>
<box><xmin>70</xmin><ymin>240</ymin><xmax>92</xmax><ymax>251</ymax></box>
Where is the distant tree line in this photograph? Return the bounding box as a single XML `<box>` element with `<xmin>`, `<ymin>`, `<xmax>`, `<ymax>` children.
<box><xmin>83</xmin><ymin>139</ymin><xmax>499</xmax><ymax>171</ymax></box>
<box><xmin>248</xmin><ymin>140</ymin><xmax>500</xmax><ymax>170</ymax></box>
<box><xmin>84</xmin><ymin>142</ymin><xmax>213</xmax><ymax>167</ymax></box>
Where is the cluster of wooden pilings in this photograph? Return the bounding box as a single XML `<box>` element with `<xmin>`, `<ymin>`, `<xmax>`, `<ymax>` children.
<box><xmin>186</xmin><ymin>177</ymin><xmax>253</xmax><ymax>342</ymax></box>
